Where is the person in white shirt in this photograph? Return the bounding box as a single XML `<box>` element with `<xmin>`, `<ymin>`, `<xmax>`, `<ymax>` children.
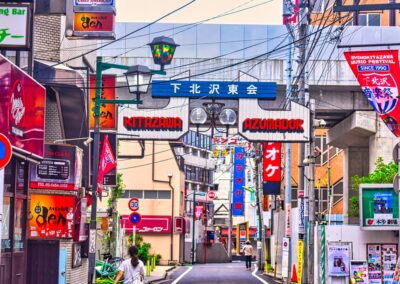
<box><xmin>242</xmin><ymin>240</ymin><xmax>254</xmax><ymax>271</ymax></box>
<box><xmin>114</xmin><ymin>246</ymin><xmax>145</xmax><ymax>284</ymax></box>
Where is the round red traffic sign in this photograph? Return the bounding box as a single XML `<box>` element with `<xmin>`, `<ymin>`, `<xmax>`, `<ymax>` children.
<box><xmin>129</xmin><ymin>212</ymin><xmax>142</xmax><ymax>225</ymax></box>
<box><xmin>128</xmin><ymin>197</ymin><xmax>139</xmax><ymax>211</ymax></box>
<box><xmin>0</xmin><ymin>133</ymin><xmax>12</xmax><ymax>169</ymax></box>
<box><xmin>207</xmin><ymin>191</ymin><xmax>216</xmax><ymax>200</ymax></box>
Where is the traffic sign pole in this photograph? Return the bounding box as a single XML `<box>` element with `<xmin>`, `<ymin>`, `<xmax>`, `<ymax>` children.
<box><xmin>0</xmin><ymin>133</ymin><xmax>12</xmax><ymax>170</ymax></box>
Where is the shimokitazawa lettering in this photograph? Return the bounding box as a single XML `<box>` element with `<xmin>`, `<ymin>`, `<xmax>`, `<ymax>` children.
<box><xmin>123</xmin><ymin>116</ymin><xmax>183</xmax><ymax>131</ymax></box>
<box><xmin>243</xmin><ymin>118</ymin><xmax>304</xmax><ymax>132</ymax></box>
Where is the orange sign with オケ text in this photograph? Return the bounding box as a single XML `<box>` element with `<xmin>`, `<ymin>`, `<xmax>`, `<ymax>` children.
<box><xmin>74</xmin><ymin>12</ymin><xmax>114</xmax><ymax>32</ymax></box>
<box><xmin>89</xmin><ymin>74</ymin><xmax>116</xmax><ymax>129</ymax></box>
<box><xmin>28</xmin><ymin>194</ymin><xmax>76</xmax><ymax>239</ymax></box>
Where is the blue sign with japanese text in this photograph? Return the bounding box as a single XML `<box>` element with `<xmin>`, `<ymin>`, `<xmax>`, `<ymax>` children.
<box><xmin>232</xmin><ymin>147</ymin><xmax>245</xmax><ymax>216</ymax></box>
<box><xmin>151</xmin><ymin>80</ymin><xmax>277</xmax><ymax>99</ymax></box>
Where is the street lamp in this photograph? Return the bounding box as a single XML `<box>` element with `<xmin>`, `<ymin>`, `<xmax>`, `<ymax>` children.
<box><xmin>124</xmin><ymin>65</ymin><xmax>152</xmax><ymax>101</ymax></box>
<box><xmin>88</xmin><ymin>36</ymin><xmax>178</xmax><ymax>282</ymax></box>
<box><xmin>53</xmin><ymin>137</ymin><xmax>93</xmax><ymax>146</ymax></box>
<box><xmin>148</xmin><ymin>36</ymin><xmax>179</xmax><ymax>71</ymax></box>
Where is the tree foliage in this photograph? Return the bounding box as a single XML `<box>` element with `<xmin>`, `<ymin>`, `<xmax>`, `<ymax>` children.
<box><xmin>349</xmin><ymin>157</ymin><xmax>398</xmax><ymax>217</ymax></box>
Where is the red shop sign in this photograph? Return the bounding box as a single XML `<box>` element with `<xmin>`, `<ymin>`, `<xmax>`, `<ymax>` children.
<box><xmin>0</xmin><ymin>54</ymin><xmax>45</xmax><ymax>158</ymax></box>
<box><xmin>263</xmin><ymin>142</ymin><xmax>281</xmax><ymax>182</ymax></box>
<box><xmin>121</xmin><ymin>215</ymin><xmax>172</xmax><ymax>234</ymax></box>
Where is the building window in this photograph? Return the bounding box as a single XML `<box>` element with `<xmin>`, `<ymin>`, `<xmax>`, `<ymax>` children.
<box><xmin>358</xmin><ymin>13</ymin><xmax>381</xmax><ymax>26</ymax></box>
<box><xmin>314</xmin><ymin>135</ymin><xmax>342</xmax><ymax>166</ymax></box>
<box><xmin>158</xmin><ymin>191</ymin><xmax>171</xmax><ymax>199</ymax></box>
<box><xmin>122</xmin><ymin>190</ymin><xmax>171</xmax><ymax>200</ymax></box>
<box><xmin>144</xmin><ymin>191</ymin><xmax>158</xmax><ymax>199</ymax></box>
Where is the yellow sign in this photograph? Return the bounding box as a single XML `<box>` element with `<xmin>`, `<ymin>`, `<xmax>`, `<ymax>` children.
<box><xmin>298</xmin><ymin>240</ymin><xmax>304</xmax><ymax>283</ymax></box>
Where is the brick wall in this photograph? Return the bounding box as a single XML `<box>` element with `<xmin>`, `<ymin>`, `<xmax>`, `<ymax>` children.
<box><xmin>60</xmin><ymin>239</ymin><xmax>89</xmax><ymax>284</ymax></box>
<box><xmin>44</xmin><ymin>87</ymin><xmax>64</xmax><ymax>142</ymax></box>
<box><xmin>34</xmin><ymin>15</ymin><xmax>62</xmax><ymax>62</ymax></box>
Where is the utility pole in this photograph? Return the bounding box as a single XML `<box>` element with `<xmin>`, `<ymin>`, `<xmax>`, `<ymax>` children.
<box><xmin>296</xmin><ymin>0</ymin><xmax>311</xmax><ymax>281</ymax></box>
<box><xmin>308</xmin><ymin>99</ymin><xmax>316</xmax><ymax>283</ymax></box>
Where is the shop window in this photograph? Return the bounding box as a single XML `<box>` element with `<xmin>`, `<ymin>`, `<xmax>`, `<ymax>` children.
<box><xmin>1</xmin><ymin>196</ymin><xmax>12</xmax><ymax>253</ymax></box>
<box><xmin>13</xmin><ymin>199</ymin><xmax>25</xmax><ymax>252</ymax></box>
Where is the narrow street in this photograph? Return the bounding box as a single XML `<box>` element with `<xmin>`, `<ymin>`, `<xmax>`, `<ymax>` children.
<box><xmin>159</xmin><ymin>262</ymin><xmax>279</xmax><ymax>284</ymax></box>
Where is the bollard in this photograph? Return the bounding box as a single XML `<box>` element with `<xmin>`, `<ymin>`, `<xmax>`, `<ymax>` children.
<box><xmin>146</xmin><ymin>259</ymin><xmax>151</xmax><ymax>276</ymax></box>
<box><xmin>153</xmin><ymin>255</ymin><xmax>156</xmax><ymax>270</ymax></box>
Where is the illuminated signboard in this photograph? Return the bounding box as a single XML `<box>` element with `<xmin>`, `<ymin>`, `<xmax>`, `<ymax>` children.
<box><xmin>238</xmin><ymin>99</ymin><xmax>310</xmax><ymax>142</ymax></box>
<box><xmin>232</xmin><ymin>147</ymin><xmax>245</xmax><ymax>216</ymax></box>
<box><xmin>121</xmin><ymin>215</ymin><xmax>172</xmax><ymax>234</ymax></box>
<box><xmin>263</xmin><ymin>142</ymin><xmax>281</xmax><ymax>195</ymax></box>
<box><xmin>29</xmin><ymin>194</ymin><xmax>76</xmax><ymax>239</ymax></box>
<box><xmin>73</xmin><ymin>12</ymin><xmax>114</xmax><ymax>32</ymax></box>
<box><xmin>0</xmin><ymin>4</ymin><xmax>30</xmax><ymax>49</ymax></box>
<box><xmin>74</xmin><ymin>0</ymin><xmax>114</xmax><ymax>6</ymax></box>
<box><xmin>118</xmin><ymin>98</ymin><xmax>189</xmax><ymax>140</ymax></box>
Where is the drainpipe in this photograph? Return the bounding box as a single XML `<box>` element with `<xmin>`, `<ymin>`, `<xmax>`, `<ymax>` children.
<box><xmin>152</xmin><ymin>141</ymin><xmax>175</xmax><ymax>263</ymax></box>
<box><xmin>168</xmin><ymin>173</ymin><xmax>175</xmax><ymax>263</ymax></box>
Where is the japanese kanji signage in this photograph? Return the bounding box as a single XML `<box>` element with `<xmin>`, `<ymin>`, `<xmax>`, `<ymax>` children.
<box><xmin>238</xmin><ymin>99</ymin><xmax>310</xmax><ymax>142</ymax></box>
<box><xmin>74</xmin><ymin>0</ymin><xmax>114</xmax><ymax>5</ymax></box>
<box><xmin>232</xmin><ymin>147</ymin><xmax>245</xmax><ymax>216</ymax></box>
<box><xmin>118</xmin><ymin>98</ymin><xmax>189</xmax><ymax>140</ymax></box>
<box><xmin>359</xmin><ymin>184</ymin><xmax>399</xmax><ymax>230</ymax></box>
<box><xmin>327</xmin><ymin>243</ymin><xmax>351</xmax><ymax>277</ymax></box>
<box><xmin>0</xmin><ymin>4</ymin><xmax>30</xmax><ymax>49</ymax></box>
<box><xmin>89</xmin><ymin>74</ymin><xmax>116</xmax><ymax>130</ymax></box>
<box><xmin>344</xmin><ymin>50</ymin><xmax>400</xmax><ymax>137</ymax></box>
<box><xmin>263</xmin><ymin>142</ymin><xmax>281</xmax><ymax>195</ymax></box>
<box><xmin>151</xmin><ymin>80</ymin><xmax>277</xmax><ymax>99</ymax></box>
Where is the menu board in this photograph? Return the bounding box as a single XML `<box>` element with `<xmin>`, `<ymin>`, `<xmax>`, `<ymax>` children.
<box><xmin>368</xmin><ymin>244</ymin><xmax>398</xmax><ymax>284</ymax></box>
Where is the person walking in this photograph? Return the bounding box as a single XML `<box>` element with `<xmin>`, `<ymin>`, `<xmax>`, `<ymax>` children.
<box><xmin>114</xmin><ymin>246</ymin><xmax>145</xmax><ymax>284</ymax></box>
<box><xmin>242</xmin><ymin>240</ymin><xmax>254</xmax><ymax>271</ymax></box>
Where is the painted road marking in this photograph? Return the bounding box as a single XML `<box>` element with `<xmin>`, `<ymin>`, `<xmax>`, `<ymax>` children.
<box><xmin>252</xmin><ymin>265</ymin><xmax>269</xmax><ymax>284</ymax></box>
<box><xmin>171</xmin><ymin>266</ymin><xmax>193</xmax><ymax>284</ymax></box>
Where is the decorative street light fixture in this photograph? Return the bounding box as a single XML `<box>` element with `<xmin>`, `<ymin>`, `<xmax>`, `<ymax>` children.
<box><xmin>124</xmin><ymin>65</ymin><xmax>153</xmax><ymax>101</ymax></box>
<box><xmin>148</xmin><ymin>36</ymin><xmax>179</xmax><ymax>71</ymax></box>
<box><xmin>88</xmin><ymin>36</ymin><xmax>177</xmax><ymax>282</ymax></box>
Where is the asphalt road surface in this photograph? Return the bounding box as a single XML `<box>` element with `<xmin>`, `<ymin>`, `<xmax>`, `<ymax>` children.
<box><xmin>159</xmin><ymin>262</ymin><xmax>279</xmax><ymax>284</ymax></box>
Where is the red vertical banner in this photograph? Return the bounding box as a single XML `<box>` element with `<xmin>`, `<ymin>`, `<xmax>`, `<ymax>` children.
<box><xmin>195</xmin><ymin>205</ymin><xmax>204</xmax><ymax>220</ymax></box>
<box><xmin>97</xmin><ymin>134</ymin><xmax>117</xmax><ymax>195</ymax></box>
<box><xmin>344</xmin><ymin>50</ymin><xmax>400</xmax><ymax>136</ymax></box>
<box><xmin>263</xmin><ymin>142</ymin><xmax>281</xmax><ymax>195</ymax></box>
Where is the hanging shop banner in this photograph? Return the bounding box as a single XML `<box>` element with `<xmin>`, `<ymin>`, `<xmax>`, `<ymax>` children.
<box><xmin>120</xmin><ymin>215</ymin><xmax>172</xmax><ymax>234</ymax></box>
<box><xmin>89</xmin><ymin>74</ymin><xmax>116</xmax><ymax>130</ymax></box>
<box><xmin>238</xmin><ymin>99</ymin><xmax>310</xmax><ymax>142</ymax></box>
<box><xmin>74</xmin><ymin>198</ymin><xmax>88</xmax><ymax>242</ymax></box>
<box><xmin>283</xmin><ymin>0</ymin><xmax>299</xmax><ymax>25</ymax></box>
<box><xmin>344</xmin><ymin>50</ymin><xmax>400</xmax><ymax>137</ymax></box>
<box><xmin>29</xmin><ymin>194</ymin><xmax>76</xmax><ymax>239</ymax></box>
<box><xmin>195</xmin><ymin>205</ymin><xmax>204</xmax><ymax>220</ymax></box>
<box><xmin>327</xmin><ymin>243</ymin><xmax>351</xmax><ymax>277</ymax></box>
<box><xmin>74</xmin><ymin>0</ymin><xmax>114</xmax><ymax>6</ymax></box>
<box><xmin>118</xmin><ymin>98</ymin><xmax>189</xmax><ymax>140</ymax></box>
<box><xmin>298</xmin><ymin>240</ymin><xmax>304</xmax><ymax>283</ymax></box>
<box><xmin>30</xmin><ymin>144</ymin><xmax>83</xmax><ymax>190</ymax></box>
<box><xmin>359</xmin><ymin>184</ymin><xmax>399</xmax><ymax>230</ymax></box>
<box><xmin>0</xmin><ymin>54</ymin><xmax>45</xmax><ymax>158</ymax></box>
<box><xmin>97</xmin><ymin>134</ymin><xmax>116</xmax><ymax>195</ymax></box>
<box><xmin>0</xmin><ymin>4</ymin><xmax>30</xmax><ymax>49</ymax></box>
<box><xmin>350</xmin><ymin>261</ymin><xmax>369</xmax><ymax>284</ymax></box>
<box><xmin>298</xmin><ymin>198</ymin><xmax>305</xmax><ymax>234</ymax></box>
<box><xmin>232</xmin><ymin>147</ymin><xmax>245</xmax><ymax>216</ymax></box>
<box><xmin>90</xmin><ymin>132</ymin><xmax>117</xmax><ymax>187</ymax></box>
<box><xmin>151</xmin><ymin>80</ymin><xmax>277</xmax><ymax>100</ymax></box>
<box><xmin>262</xmin><ymin>142</ymin><xmax>281</xmax><ymax>195</ymax></box>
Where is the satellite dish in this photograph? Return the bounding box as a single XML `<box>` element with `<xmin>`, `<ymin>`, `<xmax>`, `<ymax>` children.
<box><xmin>219</xmin><ymin>108</ymin><xmax>237</xmax><ymax>126</ymax></box>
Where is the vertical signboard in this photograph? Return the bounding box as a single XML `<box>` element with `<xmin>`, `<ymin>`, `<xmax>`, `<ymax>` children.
<box><xmin>350</xmin><ymin>261</ymin><xmax>368</xmax><ymax>284</ymax></box>
<box><xmin>298</xmin><ymin>240</ymin><xmax>304</xmax><ymax>283</ymax></box>
<box><xmin>232</xmin><ymin>147</ymin><xmax>245</xmax><ymax>216</ymax></box>
<box><xmin>89</xmin><ymin>74</ymin><xmax>116</xmax><ymax>130</ymax></box>
<box><xmin>0</xmin><ymin>4</ymin><xmax>30</xmax><ymax>49</ymax></box>
<box><xmin>263</xmin><ymin>142</ymin><xmax>281</xmax><ymax>195</ymax></box>
<box><xmin>0</xmin><ymin>54</ymin><xmax>45</xmax><ymax>158</ymax></box>
<box><xmin>344</xmin><ymin>50</ymin><xmax>400</xmax><ymax>137</ymax></box>
<box><xmin>29</xmin><ymin>194</ymin><xmax>76</xmax><ymax>238</ymax></box>
<box><xmin>282</xmin><ymin>237</ymin><xmax>290</xmax><ymax>278</ymax></box>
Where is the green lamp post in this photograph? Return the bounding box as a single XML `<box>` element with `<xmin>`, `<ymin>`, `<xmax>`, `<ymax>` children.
<box><xmin>88</xmin><ymin>36</ymin><xmax>178</xmax><ymax>281</ymax></box>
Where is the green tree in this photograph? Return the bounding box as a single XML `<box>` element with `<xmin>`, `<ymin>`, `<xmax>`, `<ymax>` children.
<box><xmin>350</xmin><ymin>157</ymin><xmax>398</xmax><ymax>217</ymax></box>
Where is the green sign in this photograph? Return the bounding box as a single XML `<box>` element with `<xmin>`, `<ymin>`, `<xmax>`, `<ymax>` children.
<box><xmin>360</xmin><ymin>184</ymin><xmax>399</xmax><ymax>229</ymax></box>
<box><xmin>0</xmin><ymin>5</ymin><xmax>29</xmax><ymax>48</ymax></box>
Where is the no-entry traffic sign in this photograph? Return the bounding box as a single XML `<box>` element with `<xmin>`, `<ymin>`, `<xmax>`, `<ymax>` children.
<box><xmin>207</xmin><ymin>191</ymin><xmax>216</xmax><ymax>200</ymax></box>
<box><xmin>0</xmin><ymin>133</ymin><xmax>12</xmax><ymax>169</ymax></box>
<box><xmin>128</xmin><ymin>197</ymin><xmax>139</xmax><ymax>211</ymax></box>
<box><xmin>129</xmin><ymin>212</ymin><xmax>142</xmax><ymax>225</ymax></box>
